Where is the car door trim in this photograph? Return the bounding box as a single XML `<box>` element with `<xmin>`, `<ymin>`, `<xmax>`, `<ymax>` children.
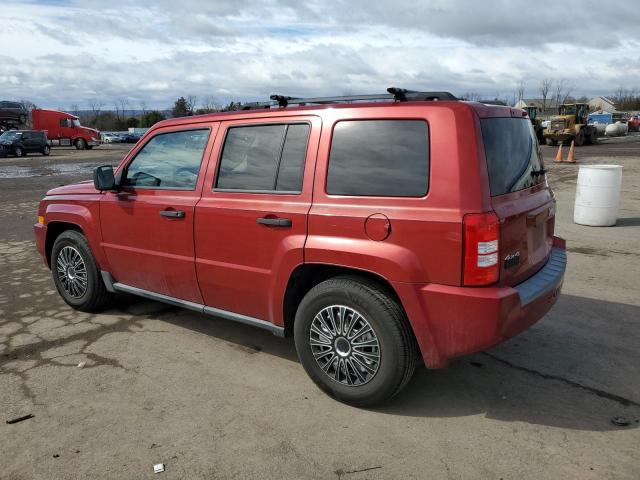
<box><xmin>100</xmin><ymin>271</ymin><xmax>285</xmax><ymax>336</ymax></box>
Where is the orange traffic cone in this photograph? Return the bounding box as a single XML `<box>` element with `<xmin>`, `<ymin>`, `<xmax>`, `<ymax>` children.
<box><xmin>566</xmin><ymin>140</ymin><xmax>576</xmax><ymax>163</ymax></box>
<box><xmin>554</xmin><ymin>143</ymin><xmax>563</xmax><ymax>162</ymax></box>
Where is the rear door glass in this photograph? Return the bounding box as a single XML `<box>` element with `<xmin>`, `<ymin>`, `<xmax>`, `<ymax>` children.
<box><xmin>327</xmin><ymin>120</ymin><xmax>429</xmax><ymax>197</ymax></box>
<box><xmin>481</xmin><ymin>118</ymin><xmax>544</xmax><ymax>196</ymax></box>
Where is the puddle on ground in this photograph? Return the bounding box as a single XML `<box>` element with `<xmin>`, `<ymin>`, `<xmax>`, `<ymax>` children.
<box><xmin>0</xmin><ymin>163</ymin><xmax>98</xmax><ymax>179</ymax></box>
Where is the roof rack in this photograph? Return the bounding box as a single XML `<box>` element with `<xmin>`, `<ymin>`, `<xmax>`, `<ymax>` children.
<box><xmin>241</xmin><ymin>87</ymin><xmax>457</xmax><ymax>110</ymax></box>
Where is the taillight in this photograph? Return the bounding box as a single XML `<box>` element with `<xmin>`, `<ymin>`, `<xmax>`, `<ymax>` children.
<box><xmin>463</xmin><ymin>212</ymin><xmax>500</xmax><ymax>286</ymax></box>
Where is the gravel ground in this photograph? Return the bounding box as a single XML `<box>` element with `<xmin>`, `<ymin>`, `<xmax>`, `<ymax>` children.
<box><xmin>0</xmin><ymin>139</ymin><xmax>639</xmax><ymax>480</ymax></box>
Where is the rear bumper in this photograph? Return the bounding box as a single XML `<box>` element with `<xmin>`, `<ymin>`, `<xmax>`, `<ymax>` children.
<box><xmin>394</xmin><ymin>237</ymin><xmax>566</xmax><ymax>368</ymax></box>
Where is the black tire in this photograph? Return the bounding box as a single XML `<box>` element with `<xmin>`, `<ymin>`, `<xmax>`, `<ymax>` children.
<box><xmin>294</xmin><ymin>276</ymin><xmax>417</xmax><ymax>407</ymax></box>
<box><xmin>86</xmin><ymin>145</ymin><xmax>93</xmax><ymax>150</ymax></box>
<box><xmin>14</xmin><ymin>146</ymin><xmax>25</xmax><ymax>157</ymax></box>
<box><xmin>574</xmin><ymin>130</ymin><xmax>585</xmax><ymax>147</ymax></box>
<box><xmin>42</xmin><ymin>145</ymin><xmax>51</xmax><ymax>156</ymax></box>
<box><xmin>51</xmin><ymin>230</ymin><xmax>112</xmax><ymax>312</ymax></box>
<box><xmin>75</xmin><ymin>138</ymin><xmax>87</xmax><ymax>150</ymax></box>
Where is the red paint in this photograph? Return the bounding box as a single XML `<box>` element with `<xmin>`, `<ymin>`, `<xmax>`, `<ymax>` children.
<box><xmin>34</xmin><ymin>100</ymin><xmax>565</xmax><ymax>368</ymax></box>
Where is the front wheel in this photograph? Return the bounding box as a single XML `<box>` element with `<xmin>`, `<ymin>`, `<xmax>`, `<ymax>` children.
<box><xmin>14</xmin><ymin>146</ymin><xmax>25</xmax><ymax>157</ymax></box>
<box><xmin>42</xmin><ymin>145</ymin><xmax>51</xmax><ymax>156</ymax></box>
<box><xmin>51</xmin><ymin>230</ymin><xmax>112</xmax><ymax>312</ymax></box>
<box><xmin>294</xmin><ymin>277</ymin><xmax>417</xmax><ymax>407</ymax></box>
<box><xmin>75</xmin><ymin>138</ymin><xmax>87</xmax><ymax>150</ymax></box>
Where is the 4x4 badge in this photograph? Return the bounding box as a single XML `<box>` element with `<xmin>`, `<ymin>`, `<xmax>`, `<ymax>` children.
<box><xmin>504</xmin><ymin>251</ymin><xmax>520</xmax><ymax>269</ymax></box>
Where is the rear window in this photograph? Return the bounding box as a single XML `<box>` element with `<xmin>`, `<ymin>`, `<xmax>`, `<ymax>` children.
<box><xmin>327</xmin><ymin>120</ymin><xmax>429</xmax><ymax>197</ymax></box>
<box><xmin>481</xmin><ymin>118</ymin><xmax>544</xmax><ymax>196</ymax></box>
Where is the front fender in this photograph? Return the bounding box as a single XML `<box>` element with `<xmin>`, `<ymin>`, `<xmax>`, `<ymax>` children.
<box><xmin>44</xmin><ymin>199</ymin><xmax>107</xmax><ymax>269</ymax></box>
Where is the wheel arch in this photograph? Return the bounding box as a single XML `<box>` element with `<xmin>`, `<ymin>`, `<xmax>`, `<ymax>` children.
<box><xmin>282</xmin><ymin>263</ymin><xmax>405</xmax><ymax>337</ymax></box>
<box><xmin>44</xmin><ymin>221</ymin><xmax>84</xmax><ymax>267</ymax></box>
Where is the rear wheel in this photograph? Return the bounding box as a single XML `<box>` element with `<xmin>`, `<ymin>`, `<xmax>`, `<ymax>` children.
<box><xmin>74</xmin><ymin>138</ymin><xmax>87</xmax><ymax>150</ymax></box>
<box><xmin>294</xmin><ymin>277</ymin><xmax>417</xmax><ymax>407</ymax></box>
<box><xmin>51</xmin><ymin>230</ymin><xmax>112</xmax><ymax>312</ymax></box>
<box><xmin>42</xmin><ymin>145</ymin><xmax>51</xmax><ymax>156</ymax></box>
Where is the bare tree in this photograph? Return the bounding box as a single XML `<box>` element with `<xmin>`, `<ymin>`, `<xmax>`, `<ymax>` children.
<box><xmin>461</xmin><ymin>92</ymin><xmax>482</xmax><ymax>101</ymax></box>
<box><xmin>186</xmin><ymin>95</ymin><xmax>197</xmax><ymax>115</ymax></box>
<box><xmin>70</xmin><ymin>104</ymin><xmax>79</xmax><ymax>116</ymax></box>
<box><xmin>89</xmin><ymin>100</ymin><xmax>103</xmax><ymax>122</ymax></box>
<box><xmin>539</xmin><ymin>78</ymin><xmax>552</xmax><ymax>110</ymax></box>
<box><xmin>561</xmin><ymin>82</ymin><xmax>574</xmax><ymax>105</ymax></box>
<box><xmin>139</xmin><ymin>100</ymin><xmax>147</xmax><ymax>115</ymax></box>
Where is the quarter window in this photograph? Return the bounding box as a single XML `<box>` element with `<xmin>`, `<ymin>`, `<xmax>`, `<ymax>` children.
<box><xmin>326</xmin><ymin>120</ymin><xmax>429</xmax><ymax>197</ymax></box>
<box><xmin>216</xmin><ymin>123</ymin><xmax>310</xmax><ymax>192</ymax></box>
<box><xmin>122</xmin><ymin>129</ymin><xmax>210</xmax><ymax>190</ymax></box>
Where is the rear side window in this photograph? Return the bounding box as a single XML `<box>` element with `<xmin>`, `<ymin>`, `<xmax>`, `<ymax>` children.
<box><xmin>326</xmin><ymin>120</ymin><xmax>429</xmax><ymax>197</ymax></box>
<box><xmin>123</xmin><ymin>129</ymin><xmax>210</xmax><ymax>190</ymax></box>
<box><xmin>216</xmin><ymin>123</ymin><xmax>310</xmax><ymax>192</ymax></box>
<box><xmin>481</xmin><ymin>118</ymin><xmax>544</xmax><ymax>196</ymax></box>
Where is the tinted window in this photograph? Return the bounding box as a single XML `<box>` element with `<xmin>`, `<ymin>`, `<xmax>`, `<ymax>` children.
<box><xmin>275</xmin><ymin>124</ymin><xmax>309</xmax><ymax>191</ymax></box>
<box><xmin>123</xmin><ymin>129</ymin><xmax>210</xmax><ymax>189</ymax></box>
<box><xmin>480</xmin><ymin>118</ymin><xmax>544</xmax><ymax>196</ymax></box>
<box><xmin>216</xmin><ymin>123</ymin><xmax>309</xmax><ymax>192</ymax></box>
<box><xmin>327</xmin><ymin>120</ymin><xmax>429</xmax><ymax>197</ymax></box>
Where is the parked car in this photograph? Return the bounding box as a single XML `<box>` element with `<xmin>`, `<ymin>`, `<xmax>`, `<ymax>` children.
<box><xmin>0</xmin><ymin>130</ymin><xmax>50</xmax><ymax>157</ymax></box>
<box><xmin>0</xmin><ymin>101</ymin><xmax>28</xmax><ymax>125</ymax></box>
<box><xmin>119</xmin><ymin>133</ymin><xmax>141</xmax><ymax>144</ymax></box>
<box><xmin>34</xmin><ymin>89</ymin><xmax>566</xmax><ymax>406</ymax></box>
<box><xmin>101</xmin><ymin>133</ymin><xmax>122</xmax><ymax>144</ymax></box>
<box><xmin>628</xmin><ymin>115</ymin><xmax>640</xmax><ymax>133</ymax></box>
<box><xmin>31</xmin><ymin>109</ymin><xmax>100</xmax><ymax>150</ymax></box>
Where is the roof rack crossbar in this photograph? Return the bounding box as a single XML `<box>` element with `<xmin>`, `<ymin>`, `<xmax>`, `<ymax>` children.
<box><xmin>241</xmin><ymin>88</ymin><xmax>458</xmax><ymax>110</ymax></box>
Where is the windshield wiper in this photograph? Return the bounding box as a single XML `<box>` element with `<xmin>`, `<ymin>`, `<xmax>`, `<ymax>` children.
<box><xmin>530</xmin><ymin>168</ymin><xmax>546</xmax><ymax>177</ymax></box>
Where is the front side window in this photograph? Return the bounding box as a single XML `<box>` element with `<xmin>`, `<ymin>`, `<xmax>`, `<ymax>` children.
<box><xmin>122</xmin><ymin>129</ymin><xmax>210</xmax><ymax>190</ymax></box>
<box><xmin>327</xmin><ymin>120</ymin><xmax>430</xmax><ymax>197</ymax></box>
<box><xmin>216</xmin><ymin>123</ymin><xmax>310</xmax><ymax>192</ymax></box>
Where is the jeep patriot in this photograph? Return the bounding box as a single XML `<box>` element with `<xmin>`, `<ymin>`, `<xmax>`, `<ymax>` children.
<box><xmin>35</xmin><ymin>88</ymin><xmax>566</xmax><ymax>406</ymax></box>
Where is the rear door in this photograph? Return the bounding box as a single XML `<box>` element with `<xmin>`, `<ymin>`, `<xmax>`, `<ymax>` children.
<box><xmin>479</xmin><ymin>114</ymin><xmax>555</xmax><ymax>286</ymax></box>
<box><xmin>194</xmin><ymin>116</ymin><xmax>320</xmax><ymax>323</ymax></box>
<box><xmin>100</xmin><ymin>124</ymin><xmax>217</xmax><ymax>303</ymax></box>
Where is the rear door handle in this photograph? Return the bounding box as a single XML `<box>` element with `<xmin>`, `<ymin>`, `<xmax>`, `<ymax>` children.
<box><xmin>257</xmin><ymin>217</ymin><xmax>292</xmax><ymax>227</ymax></box>
<box><xmin>160</xmin><ymin>210</ymin><xmax>185</xmax><ymax>218</ymax></box>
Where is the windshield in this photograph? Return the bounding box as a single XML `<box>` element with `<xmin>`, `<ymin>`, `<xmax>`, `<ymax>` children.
<box><xmin>71</xmin><ymin>118</ymin><xmax>81</xmax><ymax>127</ymax></box>
<box><xmin>560</xmin><ymin>105</ymin><xmax>576</xmax><ymax>115</ymax></box>
<box><xmin>0</xmin><ymin>131</ymin><xmax>22</xmax><ymax>141</ymax></box>
<box><xmin>480</xmin><ymin>118</ymin><xmax>545</xmax><ymax>197</ymax></box>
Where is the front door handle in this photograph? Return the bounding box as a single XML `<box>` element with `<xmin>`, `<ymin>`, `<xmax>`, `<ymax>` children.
<box><xmin>257</xmin><ymin>217</ymin><xmax>292</xmax><ymax>227</ymax></box>
<box><xmin>160</xmin><ymin>210</ymin><xmax>185</xmax><ymax>218</ymax></box>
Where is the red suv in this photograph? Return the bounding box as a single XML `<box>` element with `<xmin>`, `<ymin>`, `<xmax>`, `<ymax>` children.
<box><xmin>34</xmin><ymin>89</ymin><xmax>566</xmax><ymax>406</ymax></box>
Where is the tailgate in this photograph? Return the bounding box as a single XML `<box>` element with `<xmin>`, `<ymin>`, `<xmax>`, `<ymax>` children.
<box><xmin>479</xmin><ymin>116</ymin><xmax>554</xmax><ymax>286</ymax></box>
<box><xmin>492</xmin><ymin>188</ymin><xmax>555</xmax><ymax>286</ymax></box>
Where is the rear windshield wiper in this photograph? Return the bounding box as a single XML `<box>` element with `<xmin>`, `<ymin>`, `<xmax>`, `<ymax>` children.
<box><xmin>530</xmin><ymin>168</ymin><xmax>546</xmax><ymax>177</ymax></box>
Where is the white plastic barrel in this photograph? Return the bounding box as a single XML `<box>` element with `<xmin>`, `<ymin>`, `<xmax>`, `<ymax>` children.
<box><xmin>574</xmin><ymin>165</ymin><xmax>623</xmax><ymax>226</ymax></box>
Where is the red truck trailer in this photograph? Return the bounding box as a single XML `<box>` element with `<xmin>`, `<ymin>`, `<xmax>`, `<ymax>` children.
<box><xmin>31</xmin><ymin>109</ymin><xmax>100</xmax><ymax>150</ymax></box>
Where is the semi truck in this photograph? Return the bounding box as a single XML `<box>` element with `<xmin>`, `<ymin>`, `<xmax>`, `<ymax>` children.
<box><xmin>32</xmin><ymin>109</ymin><xmax>100</xmax><ymax>150</ymax></box>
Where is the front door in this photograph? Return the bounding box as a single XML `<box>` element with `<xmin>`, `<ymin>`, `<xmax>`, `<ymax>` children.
<box><xmin>195</xmin><ymin>116</ymin><xmax>320</xmax><ymax>324</ymax></box>
<box><xmin>100</xmin><ymin>124</ymin><xmax>217</xmax><ymax>303</ymax></box>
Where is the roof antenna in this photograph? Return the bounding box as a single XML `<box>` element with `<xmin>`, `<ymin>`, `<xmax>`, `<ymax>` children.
<box><xmin>270</xmin><ymin>95</ymin><xmax>292</xmax><ymax>107</ymax></box>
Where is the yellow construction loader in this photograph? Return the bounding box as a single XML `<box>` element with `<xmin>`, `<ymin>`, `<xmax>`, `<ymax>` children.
<box><xmin>543</xmin><ymin>103</ymin><xmax>597</xmax><ymax>146</ymax></box>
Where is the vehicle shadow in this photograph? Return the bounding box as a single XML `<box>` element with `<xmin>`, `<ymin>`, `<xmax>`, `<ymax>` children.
<box><xmin>150</xmin><ymin>293</ymin><xmax>640</xmax><ymax>432</ymax></box>
<box><xmin>377</xmin><ymin>293</ymin><xmax>640</xmax><ymax>431</ymax></box>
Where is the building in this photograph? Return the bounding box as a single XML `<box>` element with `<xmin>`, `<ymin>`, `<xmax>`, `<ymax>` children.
<box><xmin>588</xmin><ymin>96</ymin><xmax>618</xmax><ymax>112</ymax></box>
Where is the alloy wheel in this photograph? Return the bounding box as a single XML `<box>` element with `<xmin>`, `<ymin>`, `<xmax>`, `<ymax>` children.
<box><xmin>309</xmin><ymin>305</ymin><xmax>381</xmax><ymax>386</ymax></box>
<box><xmin>56</xmin><ymin>246</ymin><xmax>88</xmax><ymax>298</ymax></box>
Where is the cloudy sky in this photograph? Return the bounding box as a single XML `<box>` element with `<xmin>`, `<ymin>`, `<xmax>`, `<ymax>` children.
<box><xmin>1</xmin><ymin>0</ymin><xmax>639</xmax><ymax>110</ymax></box>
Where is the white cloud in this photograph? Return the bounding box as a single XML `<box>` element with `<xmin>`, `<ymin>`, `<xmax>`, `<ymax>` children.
<box><xmin>0</xmin><ymin>0</ymin><xmax>638</xmax><ymax>109</ymax></box>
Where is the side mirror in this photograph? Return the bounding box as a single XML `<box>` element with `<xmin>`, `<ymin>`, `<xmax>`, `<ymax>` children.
<box><xmin>93</xmin><ymin>165</ymin><xmax>116</xmax><ymax>191</ymax></box>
